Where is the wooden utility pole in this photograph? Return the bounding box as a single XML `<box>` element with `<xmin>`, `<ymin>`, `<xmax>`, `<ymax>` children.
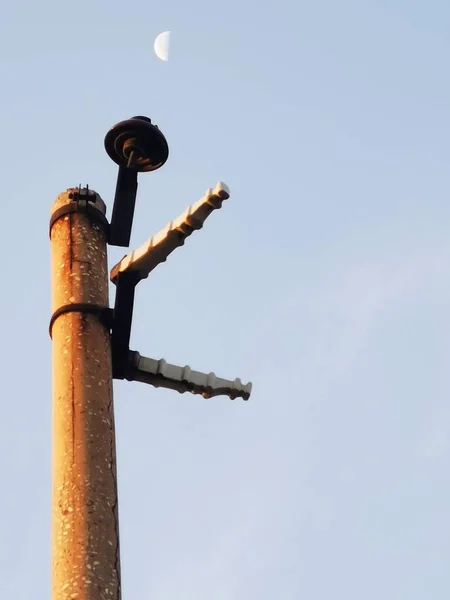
<box><xmin>50</xmin><ymin>189</ymin><xmax>120</xmax><ymax>600</ymax></box>
<box><xmin>48</xmin><ymin>115</ymin><xmax>252</xmax><ymax>600</ymax></box>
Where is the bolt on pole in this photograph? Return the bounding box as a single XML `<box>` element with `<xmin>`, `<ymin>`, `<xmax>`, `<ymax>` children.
<box><xmin>50</xmin><ymin>190</ymin><xmax>120</xmax><ymax>600</ymax></box>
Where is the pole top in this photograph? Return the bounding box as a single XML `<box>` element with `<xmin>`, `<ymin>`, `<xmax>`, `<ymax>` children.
<box><xmin>51</xmin><ymin>186</ymin><xmax>106</xmax><ymax>216</ymax></box>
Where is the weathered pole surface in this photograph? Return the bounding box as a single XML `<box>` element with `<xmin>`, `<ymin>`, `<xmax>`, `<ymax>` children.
<box><xmin>50</xmin><ymin>189</ymin><xmax>121</xmax><ymax>600</ymax></box>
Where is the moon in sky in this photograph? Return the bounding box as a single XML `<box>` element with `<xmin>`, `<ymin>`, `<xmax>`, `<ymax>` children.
<box><xmin>154</xmin><ymin>31</ymin><xmax>170</xmax><ymax>62</ymax></box>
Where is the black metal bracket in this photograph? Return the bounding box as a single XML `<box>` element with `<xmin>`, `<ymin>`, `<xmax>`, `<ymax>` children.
<box><xmin>104</xmin><ymin>116</ymin><xmax>169</xmax><ymax>248</ymax></box>
<box><xmin>101</xmin><ymin>115</ymin><xmax>169</xmax><ymax>373</ymax></box>
<box><xmin>110</xmin><ymin>272</ymin><xmax>139</xmax><ymax>379</ymax></box>
<box><xmin>108</xmin><ymin>167</ymin><xmax>139</xmax><ymax>248</ymax></box>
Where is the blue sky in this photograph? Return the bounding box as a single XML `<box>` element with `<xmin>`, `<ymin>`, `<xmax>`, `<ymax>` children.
<box><xmin>1</xmin><ymin>0</ymin><xmax>450</xmax><ymax>598</ymax></box>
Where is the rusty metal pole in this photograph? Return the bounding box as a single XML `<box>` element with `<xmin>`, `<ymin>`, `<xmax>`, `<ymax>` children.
<box><xmin>50</xmin><ymin>189</ymin><xmax>121</xmax><ymax>600</ymax></box>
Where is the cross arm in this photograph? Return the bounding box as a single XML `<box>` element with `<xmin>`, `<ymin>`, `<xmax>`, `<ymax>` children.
<box><xmin>126</xmin><ymin>351</ymin><xmax>252</xmax><ymax>400</ymax></box>
<box><xmin>110</xmin><ymin>182</ymin><xmax>230</xmax><ymax>285</ymax></box>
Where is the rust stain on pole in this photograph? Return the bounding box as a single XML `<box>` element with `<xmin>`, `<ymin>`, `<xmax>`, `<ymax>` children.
<box><xmin>50</xmin><ymin>190</ymin><xmax>121</xmax><ymax>600</ymax></box>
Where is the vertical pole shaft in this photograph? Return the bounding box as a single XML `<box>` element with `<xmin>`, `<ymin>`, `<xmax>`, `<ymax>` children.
<box><xmin>50</xmin><ymin>189</ymin><xmax>121</xmax><ymax>600</ymax></box>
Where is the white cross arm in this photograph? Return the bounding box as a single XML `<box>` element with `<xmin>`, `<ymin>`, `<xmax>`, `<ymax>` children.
<box><xmin>110</xmin><ymin>182</ymin><xmax>230</xmax><ymax>284</ymax></box>
<box><xmin>127</xmin><ymin>352</ymin><xmax>252</xmax><ymax>400</ymax></box>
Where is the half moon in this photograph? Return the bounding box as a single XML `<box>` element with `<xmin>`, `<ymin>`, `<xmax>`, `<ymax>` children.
<box><xmin>154</xmin><ymin>31</ymin><xmax>170</xmax><ymax>62</ymax></box>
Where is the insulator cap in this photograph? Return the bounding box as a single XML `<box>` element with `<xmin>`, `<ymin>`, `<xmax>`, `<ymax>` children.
<box><xmin>104</xmin><ymin>115</ymin><xmax>169</xmax><ymax>172</ymax></box>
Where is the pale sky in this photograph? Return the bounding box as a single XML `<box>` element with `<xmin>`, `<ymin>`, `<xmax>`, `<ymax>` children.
<box><xmin>1</xmin><ymin>0</ymin><xmax>450</xmax><ymax>598</ymax></box>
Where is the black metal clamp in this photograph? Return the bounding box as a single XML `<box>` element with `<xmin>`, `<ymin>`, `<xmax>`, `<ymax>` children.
<box><xmin>49</xmin><ymin>304</ymin><xmax>114</xmax><ymax>339</ymax></box>
<box><xmin>48</xmin><ymin>287</ymin><xmax>138</xmax><ymax>380</ymax></box>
